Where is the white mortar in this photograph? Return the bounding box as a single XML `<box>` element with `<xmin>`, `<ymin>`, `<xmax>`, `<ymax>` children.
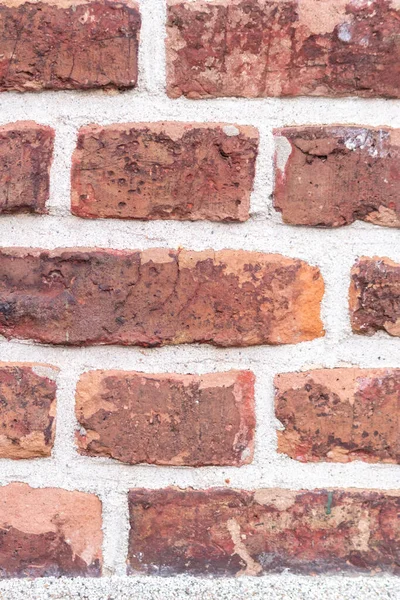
<box><xmin>0</xmin><ymin>0</ymin><xmax>398</xmax><ymax>596</ymax></box>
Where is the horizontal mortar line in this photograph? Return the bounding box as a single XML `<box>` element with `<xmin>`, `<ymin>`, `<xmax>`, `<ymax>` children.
<box><xmin>0</xmin><ymin>466</ymin><xmax>398</xmax><ymax>492</ymax></box>
<box><xmin>0</xmin><ymin>339</ymin><xmax>399</xmax><ymax>366</ymax></box>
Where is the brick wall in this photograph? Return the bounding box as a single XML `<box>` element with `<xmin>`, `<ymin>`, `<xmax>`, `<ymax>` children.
<box><xmin>0</xmin><ymin>0</ymin><xmax>399</xmax><ymax>596</ymax></box>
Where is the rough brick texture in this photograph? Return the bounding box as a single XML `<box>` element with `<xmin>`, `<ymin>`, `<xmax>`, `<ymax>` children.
<box><xmin>0</xmin><ymin>248</ymin><xmax>324</xmax><ymax>346</ymax></box>
<box><xmin>350</xmin><ymin>257</ymin><xmax>400</xmax><ymax>337</ymax></box>
<box><xmin>0</xmin><ymin>122</ymin><xmax>54</xmax><ymax>214</ymax></box>
<box><xmin>76</xmin><ymin>370</ymin><xmax>255</xmax><ymax>466</ymax></box>
<box><xmin>166</xmin><ymin>0</ymin><xmax>400</xmax><ymax>99</ymax></box>
<box><xmin>275</xmin><ymin>368</ymin><xmax>400</xmax><ymax>464</ymax></box>
<box><xmin>0</xmin><ymin>0</ymin><xmax>140</xmax><ymax>92</ymax></box>
<box><xmin>71</xmin><ymin>123</ymin><xmax>258</xmax><ymax>222</ymax></box>
<box><xmin>0</xmin><ymin>483</ymin><xmax>102</xmax><ymax>577</ymax></box>
<box><xmin>274</xmin><ymin>126</ymin><xmax>400</xmax><ymax>227</ymax></box>
<box><xmin>128</xmin><ymin>487</ymin><xmax>400</xmax><ymax>576</ymax></box>
<box><xmin>0</xmin><ymin>363</ymin><xmax>57</xmax><ymax>459</ymax></box>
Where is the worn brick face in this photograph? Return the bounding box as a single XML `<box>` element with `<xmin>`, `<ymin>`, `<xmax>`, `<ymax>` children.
<box><xmin>128</xmin><ymin>487</ymin><xmax>400</xmax><ymax>575</ymax></box>
<box><xmin>350</xmin><ymin>257</ymin><xmax>400</xmax><ymax>337</ymax></box>
<box><xmin>275</xmin><ymin>368</ymin><xmax>400</xmax><ymax>464</ymax></box>
<box><xmin>0</xmin><ymin>363</ymin><xmax>57</xmax><ymax>459</ymax></box>
<box><xmin>167</xmin><ymin>0</ymin><xmax>400</xmax><ymax>99</ymax></box>
<box><xmin>76</xmin><ymin>370</ymin><xmax>255</xmax><ymax>466</ymax></box>
<box><xmin>274</xmin><ymin>126</ymin><xmax>400</xmax><ymax>227</ymax></box>
<box><xmin>0</xmin><ymin>0</ymin><xmax>140</xmax><ymax>92</ymax></box>
<box><xmin>71</xmin><ymin>123</ymin><xmax>258</xmax><ymax>222</ymax></box>
<box><xmin>0</xmin><ymin>248</ymin><xmax>324</xmax><ymax>346</ymax></box>
<box><xmin>0</xmin><ymin>483</ymin><xmax>102</xmax><ymax>577</ymax></box>
<box><xmin>0</xmin><ymin>122</ymin><xmax>54</xmax><ymax>214</ymax></box>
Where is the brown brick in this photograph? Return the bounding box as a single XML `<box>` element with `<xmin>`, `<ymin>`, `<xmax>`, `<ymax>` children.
<box><xmin>350</xmin><ymin>257</ymin><xmax>400</xmax><ymax>337</ymax></box>
<box><xmin>0</xmin><ymin>248</ymin><xmax>324</xmax><ymax>346</ymax></box>
<box><xmin>128</xmin><ymin>487</ymin><xmax>400</xmax><ymax>575</ymax></box>
<box><xmin>76</xmin><ymin>370</ymin><xmax>255</xmax><ymax>466</ymax></box>
<box><xmin>0</xmin><ymin>363</ymin><xmax>57</xmax><ymax>459</ymax></box>
<box><xmin>0</xmin><ymin>483</ymin><xmax>102</xmax><ymax>577</ymax></box>
<box><xmin>0</xmin><ymin>122</ymin><xmax>54</xmax><ymax>214</ymax></box>
<box><xmin>274</xmin><ymin>126</ymin><xmax>400</xmax><ymax>228</ymax></box>
<box><xmin>0</xmin><ymin>0</ymin><xmax>140</xmax><ymax>92</ymax></box>
<box><xmin>275</xmin><ymin>368</ymin><xmax>400</xmax><ymax>464</ymax></box>
<box><xmin>71</xmin><ymin>123</ymin><xmax>258</xmax><ymax>222</ymax></box>
<box><xmin>166</xmin><ymin>0</ymin><xmax>400</xmax><ymax>99</ymax></box>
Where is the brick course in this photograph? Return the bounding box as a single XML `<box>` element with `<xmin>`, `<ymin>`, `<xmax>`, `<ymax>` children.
<box><xmin>274</xmin><ymin>126</ymin><xmax>400</xmax><ymax>228</ymax></box>
<box><xmin>0</xmin><ymin>122</ymin><xmax>54</xmax><ymax>214</ymax></box>
<box><xmin>0</xmin><ymin>0</ymin><xmax>140</xmax><ymax>92</ymax></box>
<box><xmin>0</xmin><ymin>483</ymin><xmax>102</xmax><ymax>577</ymax></box>
<box><xmin>128</xmin><ymin>487</ymin><xmax>400</xmax><ymax>575</ymax></box>
<box><xmin>71</xmin><ymin>123</ymin><xmax>258</xmax><ymax>222</ymax></box>
<box><xmin>166</xmin><ymin>0</ymin><xmax>400</xmax><ymax>99</ymax></box>
<box><xmin>0</xmin><ymin>248</ymin><xmax>324</xmax><ymax>346</ymax></box>
<box><xmin>275</xmin><ymin>368</ymin><xmax>400</xmax><ymax>463</ymax></box>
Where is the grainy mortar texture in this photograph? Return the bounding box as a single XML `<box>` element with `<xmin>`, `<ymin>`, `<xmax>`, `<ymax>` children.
<box><xmin>0</xmin><ymin>0</ymin><xmax>399</xmax><ymax>597</ymax></box>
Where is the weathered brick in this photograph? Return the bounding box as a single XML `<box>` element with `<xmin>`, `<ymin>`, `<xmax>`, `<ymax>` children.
<box><xmin>275</xmin><ymin>368</ymin><xmax>400</xmax><ymax>463</ymax></box>
<box><xmin>128</xmin><ymin>487</ymin><xmax>400</xmax><ymax>575</ymax></box>
<box><xmin>0</xmin><ymin>122</ymin><xmax>54</xmax><ymax>214</ymax></box>
<box><xmin>0</xmin><ymin>483</ymin><xmax>102</xmax><ymax>577</ymax></box>
<box><xmin>350</xmin><ymin>257</ymin><xmax>400</xmax><ymax>337</ymax></box>
<box><xmin>0</xmin><ymin>0</ymin><xmax>140</xmax><ymax>92</ymax></box>
<box><xmin>167</xmin><ymin>0</ymin><xmax>400</xmax><ymax>99</ymax></box>
<box><xmin>274</xmin><ymin>126</ymin><xmax>400</xmax><ymax>227</ymax></box>
<box><xmin>0</xmin><ymin>248</ymin><xmax>324</xmax><ymax>346</ymax></box>
<box><xmin>0</xmin><ymin>363</ymin><xmax>57</xmax><ymax>459</ymax></box>
<box><xmin>71</xmin><ymin>123</ymin><xmax>258</xmax><ymax>222</ymax></box>
<box><xmin>76</xmin><ymin>370</ymin><xmax>255</xmax><ymax>466</ymax></box>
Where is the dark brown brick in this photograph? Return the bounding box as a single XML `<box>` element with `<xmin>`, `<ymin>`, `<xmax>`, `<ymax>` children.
<box><xmin>0</xmin><ymin>122</ymin><xmax>54</xmax><ymax>214</ymax></box>
<box><xmin>76</xmin><ymin>370</ymin><xmax>255</xmax><ymax>466</ymax></box>
<box><xmin>71</xmin><ymin>123</ymin><xmax>258</xmax><ymax>222</ymax></box>
<box><xmin>275</xmin><ymin>368</ymin><xmax>400</xmax><ymax>463</ymax></box>
<box><xmin>128</xmin><ymin>487</ymin><xmax>400</xmax><ymax>575</ymax></box>
<box><xmin>350</xmin><ymin>257</ymin><xmax>400</xmax><ymax>337</ymax></box>
<box><xmin>0</xmin><ymin>0</ymin><xmax>140</xmax><ymax>92</ymax></box>
<box><xmin>167</xmin><ymin>0</ymin><xmax>400</xmax><ymax>99</ymax></box>
<box><xmin>0</xmin><ymin>483</ymin><xmax>102</xmax><ymax>577</ymax></box>
<box><xmin>0</xmin><ymin>248</ymin><xmax>324</xmax><ymax>347</ymax></box>
<box><xmin>0</xmin><ymin>363</ymin><xmax>57</xmax><ymax>459</ymax></box>
<box><xmin>274</xmin><ymin>126</ymin><xmax>400</xmax><ymax>227</ymax></box>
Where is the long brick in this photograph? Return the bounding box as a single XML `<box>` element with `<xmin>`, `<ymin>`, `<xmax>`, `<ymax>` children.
<box><xmin>350</xmin><ymin>257</ymin><xmax>400</xmax><ymax>337</ymax></box>
<box><xmin>76</xmin><ymin>370</ymin><xmax>255</xmax><ymax>466</ymax></box>
<box><xmin>128</xmin><ymin>487</ymin><xmax>400</xmax><ymax>575</ymax></box>
<box><xmin>0</xmin><ymin>0</ymin><xmax>140</xmax><ymax>92</ymax></box>
<box><xmin>0</xmin><ymin>248</ymin><xmax>324</xmax><ymax>346</ymax></box>
<box><xmin>275</xmin><ymin>368</ymin><xmax>400</xmax><ymax>463</ymax></box>
<box><xmin>0</xmin><ymin>122</ymin><xmax>54</xmax><ymax>214</ymax></box>
<box><xmin>0</xmin><ymin>483</ymin><xmax>102</xmax><ymax>577</ymax></box>
<box><xmin>0</xmin><ymin>363</ymin><xmax>58</xmax><ymax>459</ymax></box>
<box><xmin>166</xmin><ymin>0</ymin><xmax>400</xmax><ymax>99</ymax></box>
<box><xmin>274</xmin><ymin>126</ymin><xmax>400</xmax><ymax>227</ymax></box>
<box><xmin>71</xmin><ymin>123</ymin><xmax>258</xmax><ymax>222</ymax></box>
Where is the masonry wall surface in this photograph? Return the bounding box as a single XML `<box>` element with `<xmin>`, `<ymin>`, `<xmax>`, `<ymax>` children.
<box><xmin>0</xmin><ymin>0</ymin><xmax>399</xmax><ymax>598</ymax></box>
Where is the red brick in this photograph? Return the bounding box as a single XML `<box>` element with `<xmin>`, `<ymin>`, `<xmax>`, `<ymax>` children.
<box><xmin>274</xmin><ymin>126</ymin><xmax>400</xmax><ymax>227</ymax></box>
<box><xmin>0</xmin><ymin>483</ymin><xmax>102</xmax><ymax>577</ymax></box>
<box><xmin>0</xmin><ymin>0</ymin><xmax>140</xmax><ymax>92</ymax></box>
<box><xmin>0</xmin><ymin>122</ymin><xmax>54</xmax><ymax>214</ymax></box>
<box><xmin>350</xmin><ymin>257</ymin><xmax>400</xmax><ymax>337</ymax></box>
<box><xmin>71</xmin><ymin>123</ymin><xmax>258</xmax><ymax>222</ymax></box>
<box><xmin>0</xmin><ymin>248</ymin><xmax>324</xmax><ymax>346</ymax></box>
<box><xmin>76</xmin><ymin>370</ymin><xmax>255</xmax><ymax>466</ymax></box>
<box><xmin>0</xmin><ymin>363</ymin><xmax>58</xmax><ymax>459</ymax></box>
<box><xmin>128</xmin><ymin>487</ymin><xmax>400</xmax><ymax>575</ymax></box>
<box><xmin>275</xmin><ymin>368</ymin><xmax>400</xmax><ymax>463</ymax></box>
<box><xmin>166</xmin><ymin>0</ymin><xmax>400</xmax><ymax>99</ymax></box>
